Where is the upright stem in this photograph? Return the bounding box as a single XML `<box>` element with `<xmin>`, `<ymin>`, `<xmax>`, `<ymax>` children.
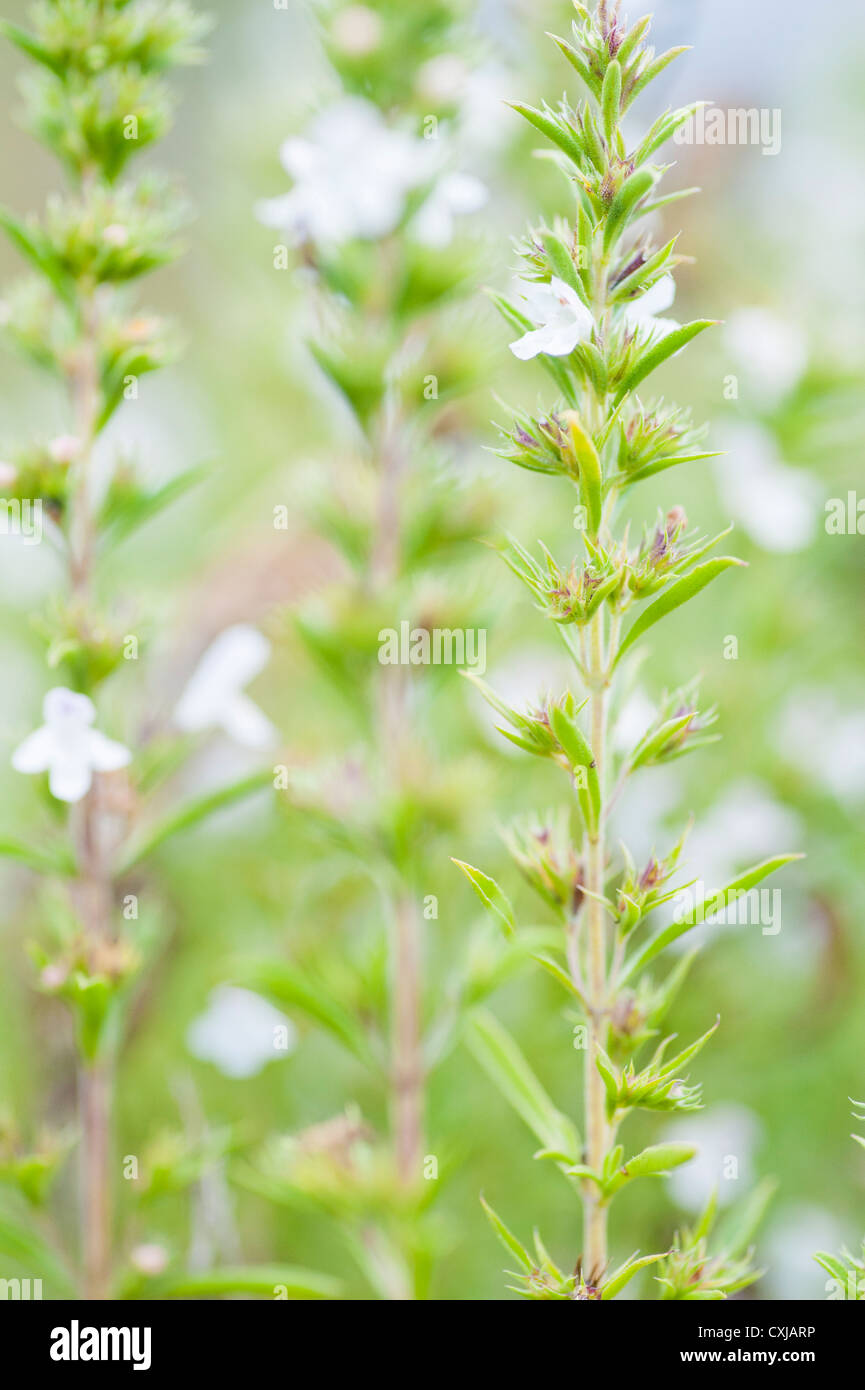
<box><xmin>583</xmin><ymin>605</ymin><xmax>609</xmax><ymax>1278</ymax></box>
<box><xmin>581</xmin><ymin>250</ymin><xmax>612</xmax><ymax>1278</ymax></box>
<box><xmin>372</xmin><ymin>412</ymin><xmax>424</xmax><ymax>1204</ymax></box>
<box><xmin>79</xmin><ymin>1060</ymin><xmax>111</xmax><ymax>1300</ymax></box>
<box><xmin>68</xmin><ymin>273</ymin><xmax>115</xmax><ymax>1299</ymax></box>
<box><xmin>392</xmin><ymin>892</ymin><xmax>423</xmax><ymax>1184</ymax></box>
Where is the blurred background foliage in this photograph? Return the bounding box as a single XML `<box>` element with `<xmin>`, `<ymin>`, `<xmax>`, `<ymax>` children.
<box><xmin>0</xmin><ymin>0</ymin><xmax>863</xmax><ymax>1299</ymax></box>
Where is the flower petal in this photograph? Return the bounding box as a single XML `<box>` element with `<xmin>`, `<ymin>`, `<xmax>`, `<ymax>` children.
<box><xmin>11</xmin><ymin>725</ymin><xmax>55</xmax><ymax>774</ymax></box>
<box><xmin>48</xmin><ymin>755</ymin><xmax>93</xmax><ymax>803</ymax></box>
<box><xmin>175</xmin><ymin>625</ymin><xmax>271</xmax><ymax>734</ymax></box>
<box><xmin>86</xmin><ymin>730</ymin><xmax>132</xmax><ymax>773</ymax></box>
<box><xmin>219</xmin><ymin>694</ymin><xmax>278</xmax><ymax>750</ymax></box>
<box><xmin>43</xmin><ymin>687</ymin><xmax>95</xmax><ymax>727</ymax></box>
<box><xmin>509</xmin><ymin>325</ymin><xmax>558</xmax><ymax>360</ymax></box>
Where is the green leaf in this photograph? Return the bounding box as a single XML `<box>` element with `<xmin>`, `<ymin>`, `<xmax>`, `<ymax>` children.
<box><xmin>118</xmin><ymin>770</ymin><xmax>273</xmax><ymax>871</ymax></box>
<box><xmin>479</xmin><ymin>1196</ymin><xmax>533</xmax><ymax>1271</ymax></box>
<box><xmin>615</xmin><ymin>557</ymin><xmax>745</xmax><ymax>668</ymax></box>
<box><xmin>562</xmin><ymin>411</ymin><xmax>602</xmax><ymax>536</ymax></box>
<box><xmin>0</xmin><ymin>835</ymin><xmax>75</xmax><ymax>876</ymax></box>
<box><xmin>452</xmin><ymin>860</ymin><xmax>516</xmax><ymax>938</ymax></box>
<box><xmin>0</xmin><ymin>1212</ymin><xmax>75</xmax><ymax>1295</ymax></box>
<box><xmin>548</xmin><ymin>703</ymin><xmax>600</xmax><ymax>831</ymax></box>
<box><xmin>0</xmin><ymin>20</ymin><xmax>62</xmax><ymax>73</ymax></box>
<box><xmin>601</xmin><ymin>60</ymin><xmax>622</xmax><ymax>146</ymax></box>
<box><xmin>625</xmin><ymin>47</ymin><xmax>691</xmax><ymax>110</ymax></box>
<box><xmin>621</xmin><ymin>854</ymin><xmax>803</xmax><ymax>982</ymax></box>
<box><xmin>603</xmin><ymin>1142</ymin><xmax>696</xmax><ymax>1198</ymax></box>
<box><xmin>603</xmin><ymin>167</ymin><xmax>659</xmax><ymax>252</ymax></box>
<box><xmin>0</xmin><ymin>205</ymin><xmax>75</xmax><ymax>309</ymax></box>
<box><xmin>532</xmin><ymin>953</ymin><xmax>586</xmax><ymax>1003</ymax></box>
<box><xmin>601</xmin><ymin>1249</ymin><xmax>666</xmax><ymax>1300</ymax></box>
<box><xmin>615</xmin><ymin>320</ymin><xmax>716</xmax><ymax>401</ymax></box>
<box><xmin>158</xmin><ymin>1265</ymin><xmax>340</xmax><ymax>1300</ymax></box>
<box><xmin>465</xmin><ymin>1008</ymin><xmax>579</xmax><ymax>1160</ymax></box>
<box><xmin>240</xmin><ymin>958</ymin><xmax>374</xmax><ymax>1066</ymax></box>
<box><xmin>543</xmin><ymin>231</ymin><xmax>582</xmax><ymax>298</ymax></box>
<box><xmin>548</xmin><ymin>34</ymin><xmax>601</xmax><ymax>98</ymax></box>
<box><xmin>509</xmin><ymin>102</ymin><xmax>583</xmax><ymax>167</ymax></box>
<box><xmin>615</xmin><ymin>15</ymin><xmax>652</xmax><ymax>71</ymax></box>
<box><xmin>101</xmin><ymin>465</ymin><xmax>209</xmax><ymax>549</ymax></box>
<box><xmin>717</xmin><ymin>1178</ymin><xmax>777</xmax><ymax>1259</ymax></box>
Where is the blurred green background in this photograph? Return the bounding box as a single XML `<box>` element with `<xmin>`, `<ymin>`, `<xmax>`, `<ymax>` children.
<box><xmin>0</xmin><ymin>0</ymin><xmax>863</xmax><ymax>1299</ymax></box>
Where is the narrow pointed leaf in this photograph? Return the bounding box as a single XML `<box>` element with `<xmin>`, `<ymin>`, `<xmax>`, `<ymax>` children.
<box><xmin>621</xmin><ymin>854</ymin><xmax>804</xmax><ymax>981</ymax></box>
<box><xmin>465</xmin><ymin>1008</ymin><xmax>579</xmax><ymax>1159</ymax></box>
<box><xmin>614</xmin><ymin>558</ymin><xmax>745</xmax><ymax>668</ymax></box>
<box><xmin>453</xmin><ymin>859</ymin><xmax>516</xmax><ymax>938</ymax></box>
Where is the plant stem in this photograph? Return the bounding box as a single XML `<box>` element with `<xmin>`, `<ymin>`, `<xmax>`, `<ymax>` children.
<box><xmin>68</xmin><ymin>274</ymin><xmax>115</xmax><ymax>1299</ymax></box>
<box><xmin>79</xmin><ymin>1059</ymin><xmax>111</xmax><ymax>1300</ymax></box>
<box><xmin>392</xmin><ymin>891</ymin><xmax>423</xmax><ymax>1185</ymax></box>
<box><xmin>583</xmin><ymin>604</ymin><xmax>609</xmax><ymax>1278</ymax></box>
<box><xmin>372</xmin><ymin>410</ymin><xmax>424</xmax><ymax>1220</ymax></box>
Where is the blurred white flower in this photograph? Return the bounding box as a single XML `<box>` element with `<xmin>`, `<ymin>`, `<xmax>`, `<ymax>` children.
<box><xmin>175</xmin><ymin>624</ymin><xmax>276</xmax><ymax>749</ymax></box>
<box><xmin>611</xmin><ymin>688</ymin><xmax>657</xmax><ymax>754</ymax></box>
<box><xmin>685</xmin><ymin>777</ymin><xmax>803</xmax><ymax>889</ymax></box>
<box><xmin>255</xmin><ymin>97</ymin><xmax>435</xmax><ymax>248</ymax></box>
<box><xmin>724</xmin><ymin>308</ymin><xmax>807</xmax><ymax>405</ymax></box>
<box><xmin>661</xmin><ymin>1103</ymin><xmax>762</xmax><ymax>1210</ymax></box>
<box><xmin>187</xmin><ymin>986</ymin><xmax>295</xmax><ymax>1080</ymax></box>
<box><xmin>410</xmin><ymin>172</ymin><xmax>488</xmax><ymax>248</ymax></box>
<box><xmin>764</xmin><ymin>1205</ymin><xmax>846</xmax><ymax>1300</ymax></box>
<box><xmin>715</xmin><ymin>422</ymin><xmax>818</xmax><ymax>552</ymax></box>
<box><xmin>776</xmin><ymin>688</ymin><xmax>865</xmax><ymax>804</ymax></box>
<box><xmin>130</xmin><ymin>1243</ymin><xmax>169</xmax><ymax>1277</ymax></box>
<box><xmin>623</xmin><ymin>273</ymin><xmax>679</xmax><ymax>338</ymax></box>
<box><xmin>469</xmin><ymin>644</ymin><xmax>571</xmax><ymax>754</ymax></box>
<box><xmin>330</xmin><ymin>4</ymin><xmax>383</xmax><ymax>56</ymax></box>
<box><xmin>11</xmin><ymin>687</ymin><xmax>130</xmax><ymax>803</ymax></box>
<box><xmin>509</xmin><ymin>277</ymin><xmax>594</xmax><ymax>360</ymax></box>
<box><xmin>416</xmin><ymin>53</ymin><xmax>469</xmax><ymax>104</ymax></box>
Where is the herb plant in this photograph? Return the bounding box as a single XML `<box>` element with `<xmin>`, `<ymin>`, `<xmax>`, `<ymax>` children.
<box><xmin>457</xmin><ymin>0</ymin><xmax>798</xmax><ymax>1300</ymax></box>
<box><xmin>0</xmin><ymin>0</ymin><xmax>334</xmax><ymax>1301</ymax></box>
<box><xmin>242</xmin><ymin>0</ymin><xmax>499</xmax><ymax>1299</ymax></box>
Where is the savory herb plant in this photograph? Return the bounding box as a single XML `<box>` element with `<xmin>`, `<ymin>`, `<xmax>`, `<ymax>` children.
<box><xmin>457</xmin><ymin>0</ymin><xmax>797</xmax><ymax>1300</ymax></box>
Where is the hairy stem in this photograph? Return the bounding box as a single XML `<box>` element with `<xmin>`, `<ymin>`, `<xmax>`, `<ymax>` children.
<box><xmin>373</xmin><ymin>412</ymin><xmax>424</xmax><ymax>1237</ymax></box>
<box><xmin>583</xmin><ymin>605</ymin><xmax>609</xmax><ymax>1277</ymax></box>
<box><xmin>79</xmin><ymin>1059</ymin><xmax>111</xmax><ymax>1301</ymax></box>
<box><xmin>68</xmin><ymin>276</ymin><xmax>114</xmax><ymax>1299</ymax></box>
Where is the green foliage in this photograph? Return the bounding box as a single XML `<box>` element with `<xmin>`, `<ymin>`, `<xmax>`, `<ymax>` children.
<box><xmin>461</xmin><ymin>0</ymin><xmax>790</xmax><ymax>1298</ymax></box>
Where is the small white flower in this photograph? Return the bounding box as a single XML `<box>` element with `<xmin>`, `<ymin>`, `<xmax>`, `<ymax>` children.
<box><xmin>255</xmin><ymin>97</ymin><xmax>435</xmax><ymax>249</ymax></box>
<box><xmin>187</xmin><ymin>986</ymin><xmax>295</xmax><ymax>1079</ymax></box>
<box><xmin>12</xmin><ymin>687</ymin><xmax>131</xmax><ymax>803</ymax></box>
<box><xmin>410</xmin><ymin>172</ymin><xmax>488</xmax><ymax>248</ymax></box>
<box><xmin>48</xmin><ymin>434</ymin><xmax>82</xmax><ymax>465</ymax></box>
<box><xmin>624</xmin><ymin>274</ymin><xmax>679</xmax><ymax>338</ymax></box>
<box><xmin>715</xmin><ymin>422</ymin><xmax>818</xmax><ymax>552</ymax></box>
<box><xmin>509</xmin><ymin>277</ymin><xmax>594</xmax><ymax>360</ymax></box>
<box><xmin>660</xmin><ymin>1104</ymin><xmax>762</xmax><ymax>1211</ymax></box>
<box><xmin>724</xmin><ymin>308</ymin><xmax>807</xmax><ymax>404</ymax></box>
<box><xmin>330</xmin><ymin>4</ymin><xmax>383</xmax><ymax>56</ymax></box>
<box><xmin>174</xmin><ymin>624</ymin><xmax>276</xmax><ymax>749</ymax></box>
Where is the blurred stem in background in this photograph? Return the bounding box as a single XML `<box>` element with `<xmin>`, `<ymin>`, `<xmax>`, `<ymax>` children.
<box><xmin>245</xmin><ymin>0</ymin><xmax>500</xmax><ymax>1298</ymax></box>
<box><xmin>0</xmin><ymin>1</ymin><xmax>337</xmax><ymax>1301</ymax></box>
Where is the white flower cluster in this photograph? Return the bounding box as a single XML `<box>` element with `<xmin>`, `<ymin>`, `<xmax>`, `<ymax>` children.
<box><xmin>255</xmin><ymin>96</ymin><xmax>486</xmax><ymax>250</ymax></box>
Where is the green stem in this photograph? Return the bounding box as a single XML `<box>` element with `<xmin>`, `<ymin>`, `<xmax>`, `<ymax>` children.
<box><xmin>583</xmin><ymin>603</ymin><xmax>609</xmax><ymax>1278</ymax></box>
